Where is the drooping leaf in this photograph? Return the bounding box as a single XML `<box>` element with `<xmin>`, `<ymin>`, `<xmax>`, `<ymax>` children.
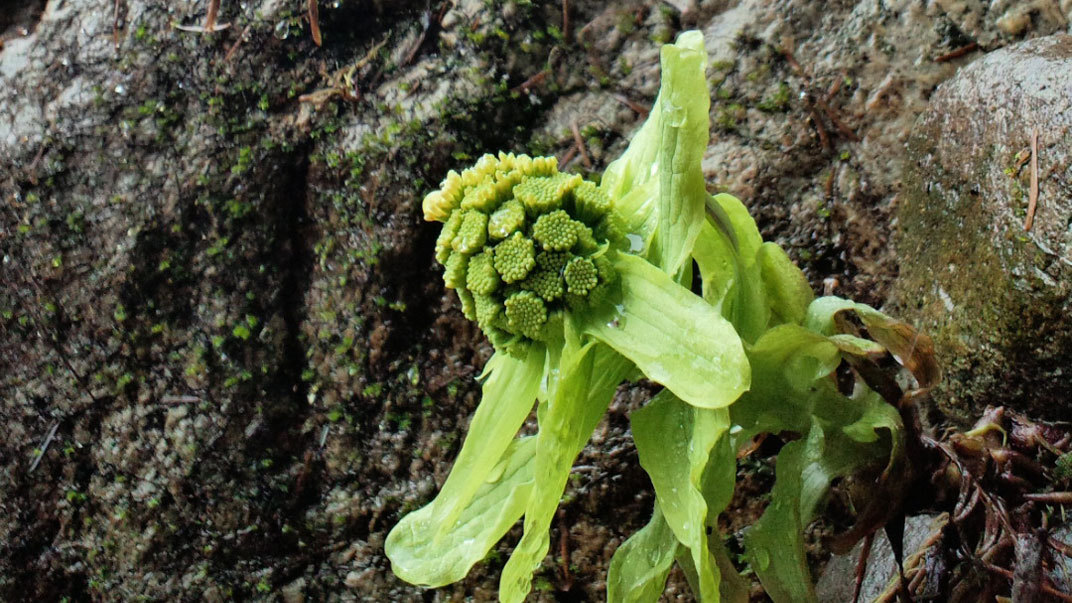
<box><xmin>731</xmin><ymin>313</ymin><xmax>905</xmax><ymax>443</ymax></box>
<box><xmin>803</xmin><ymin>296</ymin><xmax>859</xmax><ymax>336</ymax></box>
<box><xmin>499</xmin><ymin>325</ymin><xmax>634</xmax><ymax>602</ymax></box>
<box><xmin>850</xmin><ymin>305</ymin><xmax>941</xmax><ymax>390</ymax></box>
<box><xmin>633</xmin><ymin>392</ymin><xmax>729</xmax><ymax>601</ymax></box>
<box><xmin>826</xmin><ymin>333</ymin><xmax>887</xmax><ymax>358</ymax></box>
<box><xmin>607</xmin><ymin>505</ymin><xmax>679</xmax><ymax>603</ymax></box>
<box><xmin>584</xmin><ymin>252</ymin><xmax>750</xmax><ymax>409</ymax></box>
<box><xmin>804</xmin><ymin>297</ymin><xmax>940</xmax><ymax>392</ymax></box>
<box><xmin>729</xmin><ymin>306</ymin><xmax>907</xmax><ymax>602</ymax></box>
<box><xmin>385</xmin><ymin>346</ymin><xmax>544</xmax><ymax>586</ymax></box>
<box><xmin>385</xmin><ymin>436</ymin><xmax>536</xmax><ymax>586</ymax></box>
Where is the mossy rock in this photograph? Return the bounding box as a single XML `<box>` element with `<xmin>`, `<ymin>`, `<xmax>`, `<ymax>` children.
<box><xmin>894</xmin><ymin>35</ymin><xmax>1072</xmax><ymax>424</ymax></box>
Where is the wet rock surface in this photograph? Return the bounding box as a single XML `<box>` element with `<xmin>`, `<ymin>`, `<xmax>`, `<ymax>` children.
<box><xmin>1</xmin><ymin>0</ymin><xmax>1070</xmax><ymax>600</ymax></box>
<box><xmin>894</xmin><ymin>35</ymin><xmax>1072</xmax><ymax>425</ymax></box>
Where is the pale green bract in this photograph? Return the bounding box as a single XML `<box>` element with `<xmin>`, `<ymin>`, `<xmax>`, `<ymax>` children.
<box><xmin>386</xmin><ymin>30</ymin><xmax>917</xmax><ymax>602</ymax></box>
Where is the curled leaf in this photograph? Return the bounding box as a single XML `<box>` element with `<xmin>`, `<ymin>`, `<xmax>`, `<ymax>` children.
<box><xmin>601</xmin><ymin>31</ymin><xmax>710</xmax><ymax>279</ymax></box>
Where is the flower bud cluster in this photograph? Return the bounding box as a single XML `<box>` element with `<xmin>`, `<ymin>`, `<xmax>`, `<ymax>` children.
<box><xmin>424</xmin><ymin>153</ymin><xmax>625</xmax><ymax>353</ymax></box>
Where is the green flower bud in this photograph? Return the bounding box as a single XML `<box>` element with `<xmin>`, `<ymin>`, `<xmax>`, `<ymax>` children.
<box><xmin>504</xmin><ymin>291</ymin><xmax>547</xmax><ymax>340</ymax></box>
<box><xmin>563</xmin><ymin>257</ymin><xmax>599</xmax><ymax>295</ymax></box>
<box><xmin>532</xmin><ymin>210</ymin><xmax>579</xmax><ymax>251</ymax></box>
<box><xmin>493</xmin><ymin>232</ymin><xmax>536</xmax><ymax>284</ymax></box>
<box><xmin>423</xmin><ymin>153</ymin><xmax>627</xmax><ymax>354</ymax></box>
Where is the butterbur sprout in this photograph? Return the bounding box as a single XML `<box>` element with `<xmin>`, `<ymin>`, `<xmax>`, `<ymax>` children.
<box><xmin>388</xmin><ymin>31</ymin><xmax>918</xmax><ymax>603</ymax></box>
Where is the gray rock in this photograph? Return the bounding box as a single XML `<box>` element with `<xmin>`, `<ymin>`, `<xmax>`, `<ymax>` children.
<box><xmin>894</xmin><ymin>35</ymin><xmax>1072</xmax><ymax>424</ymax></box>
<box><xmin>816</xmin><ymin>514</ymin><xmax>943</xmax><ymax>603</ymax></box>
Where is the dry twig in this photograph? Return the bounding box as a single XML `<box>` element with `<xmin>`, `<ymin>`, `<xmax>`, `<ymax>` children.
<box><xmin>612</xmin><ymin>93</ymin><xmax>649</xmax><ymax>117</ymax></box>
<box><xmin>511</xmin><ymin>70</ymin><xmax>549</xmax><ymax>95</ymax></box>
<box><xmin>173</xmin><ymin>0</ymin><xmax>230</xmax><ymax>33</ymax></box>
<box><xmin>1025</xmin><ymin>128</ymin><xmax>1039</xmax><ymax>231</ymax></box>
<box><xmin>308</xmin><ymin>0</ymin><xmax>322</xmax><ymax>46</ymax></box>
<box><xmin>161</xmin><ymin>395</ymin><xmax>201</xmax><ymax>405</ymax></box>
<box><xmin>559</xmin><ymin>145</ymin><xmax>578</xmax><ymax>169</ymax></box>
<box><xmin>982</xmin><ymin>561</ymin><xmax>1072</xmax><ymax>602</ymax></box>
<box><xmin>205</xmin><ymin>0</ymin><xmax>219</xmax><ymax>33</ymax></box>
<box><xmin>113</xmin><ymin>0</ymin><xmax>122</xmax><ymax>50</ymax></box>
<box><xmin>558</xmin><ymin>510</ymin><xmax>574</xmax><ymax>591</ymax></box>
<box><xmin>934</xmin><ymin>43</ymin><xmax>979</xmax><ymax>63</ymax></box>
<box><xmin>224</xmin><ymin>24</ymin><xmax>251</xmax><ymax>62</ymax></box>
<box><xmin>816</xmin><ymin>96</ymin><xmax>859</xmax><ymax>142</ymax></box>
<box><xmin>403</xmin><ymin>9</ymin><xmax>434</xmax><ymax>66</ymax></box>
<box><xmin>562</xmin><ymin>0</ymin><xmax>571</xmax><ymax>43</ymax></box>
<box><xmin>1024</xmin><ymin>491</ymin><xmax>1072</xmax><ymax>504</ymax></box>
<box><xmin>808</xmin><ymin>106</ymin><xmax>832</xmax><ymax>150</ymax></box>
<box><xmin>570</xmin><ymin>121</ymin><xmax>592</xmax><ymax>169</ymax></box>
<box><xmin>1011</xmin><ymin>148</ymin><xmax>1031</xmax><ymax>174</ymax></box>
<box><xmin>28</xmin><ymin>421</ymin><xmax>60</xmax><ymax>474</ymax></box>
<box><xmin>851</xmin><ymin>532</ymin><xmax>875</xmax><ymax>603</ymax></box>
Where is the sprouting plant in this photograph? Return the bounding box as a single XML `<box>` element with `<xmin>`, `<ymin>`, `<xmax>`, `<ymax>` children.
<box><xmin>386</xmin><ymin>31</ymin><xmax>931</xmax><ymax>602</ymax></box>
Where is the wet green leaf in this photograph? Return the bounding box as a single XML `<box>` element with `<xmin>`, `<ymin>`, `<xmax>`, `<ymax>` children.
<box><xmin>385</xmin><ymin>346</ymin><xmax>544</xmax><ymax>586</ymax></box>
<box><xmin>584</xmin><ymin>252</ymin><xmax>750</xmax><ymax>409</ymax></box>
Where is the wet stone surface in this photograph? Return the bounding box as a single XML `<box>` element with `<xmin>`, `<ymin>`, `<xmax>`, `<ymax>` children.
<box><xmin>894</xmin><ymin>35</ymin><xmax>1072</xmax><ymax>425</ymax></box>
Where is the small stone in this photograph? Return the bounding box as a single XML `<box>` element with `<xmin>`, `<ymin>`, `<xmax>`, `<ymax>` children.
<box><xmin>995</xmin><ymin>9</ymin><xmax>1031</xmax><ymax>36</ymax></box>
<box><xmin>281</xmin><ymin>577</ymin><xmax>306</xmax><ymax>603</ymax></box>
<box><xmin>345</xmin><ymin>568</ymin><xmax>374</xmax><ymax>588</ymax></box>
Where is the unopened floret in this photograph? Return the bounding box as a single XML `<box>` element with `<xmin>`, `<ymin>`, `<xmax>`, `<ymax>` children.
<box><xmin>572</xmin><ymin>223</ymin><xmax>599</xmax><ymax>255</ymax></box>
<box><xmin>504</xmin><ymin>291</ymin><xmax>547</xmax><ymax>339</ymax></box>
<box><xmin>423</xmin><ymin>170</ymin><xmax>465</xmax><ymax>221</ymax></box>
<box><xmin>523</xmin><ymin>269</ymin><xmax>564</xmax><ymax>302</ymax></box>
<box><xmin>466</xmin><ymin>251</ymin><xmax>501</xmax><ymax>296</ymax></box>
<box><xmin>493</xmin><ymin>232</ymin><xmax>536</xmax><ymax>284</ymax></box>
<box><xmin>435</xmin><ymin>210</ymin><xmax>464</xmax><ymax>263</ymax></box>
<box><xmin>457</xmin><ymin>288</ymin><xmax>476</xmax><ymax>320</ymax></box>
<box><xmin>443</xmin><ymin>251</ymin><xmax>468</xmax><ymax>290</ymax></box>
<box><xmin>570</xmin><ymin>180</ymin><xmax>612</xmax><ymax>224</ymax></box>
<box><xmin>453</xmin><ymin>211</ymin><xmax>488</xmax><ymax>254</ymax></box>
<box><xmin>532</xmin><ymin>210</ymin><xmax>579</xmax><ymax>251</ymax></box>
<box><xmin>488</xmin><ymin>199</ymin><xmax>525</xmax><ymax>240</ymax></box>
<box><xmin>536</xmin><ymin>251</ymin><xmax>569</xmax><ymax>273</ymax></box>
<box><xmin>595</xmin><ymin>213</ymin><xmax>626</xmax><ymax>249</ymax></box>
<box><xmin>473</xmin><ymin>292</ymin><xmax>502</xmax><ymax>327</ymax></box>
<box><xmin>514</xmin><ymin>173</ymin><xmax>581</xmax><ymax>216</ymax></box>
<box><xmin>563</xmin><ymin>257</ymin><xmax>598</xmax><ymax>295</ymax></box>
